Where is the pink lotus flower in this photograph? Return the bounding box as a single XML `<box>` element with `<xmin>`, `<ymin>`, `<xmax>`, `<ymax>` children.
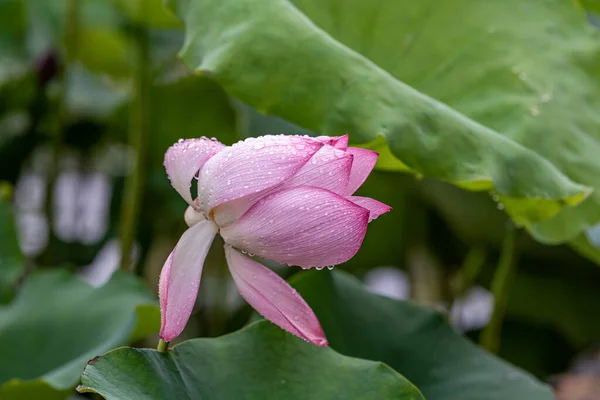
<box><xmin>159</xmin><ymin>134</ymin><xmax>391</xmax><ymax>346</ymax></box>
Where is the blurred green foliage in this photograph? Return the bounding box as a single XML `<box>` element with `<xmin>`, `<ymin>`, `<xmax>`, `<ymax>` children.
<box><xmin>0</xmin><ymin>270</ymin><xmax>158</xmax><ymax>399</ymax></box>
<box><xmin>0</xmin><ymin>188</ymin><xmax>23</xmax><ymax>303</ymax></box>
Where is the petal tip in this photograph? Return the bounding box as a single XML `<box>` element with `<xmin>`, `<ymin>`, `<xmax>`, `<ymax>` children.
<box><xmin>312</xmin><ymin>336</ymin><xmax>329</xmax><ymax>347</ymax></box>
<box><xmin>348</xmin><ymin>196</ymin><xmax>391</xmax><ymax>222</ymax></box>
<box><xmin>164</xmin><ymin>138</ymin><xmax>225</xmax><ymax>206</ymax></box>
<box><xmin>226</xmin><ymin>246</ymin><xmax>329</xmax><ymax>347</ymax></box>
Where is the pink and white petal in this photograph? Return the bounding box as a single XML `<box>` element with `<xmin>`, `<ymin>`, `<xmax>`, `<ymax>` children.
<box><xmin>158</xmin><ymin>251</ymin><xmax>174</xmax><ymax>332</ymax></box>
<box><xmin>158</xmin><ymin>219</ymin><xmax>218</xmax><ymax>342</ymax></box>
<box><xmin>334</xmin><ymin>135</ymin><xmax>349</xmax><ymax>150</ymax></box>
<box><xmin>283</xmin><ymin>145</ymin><xmax>353</xmax><ymax>195</ymax></box>
<box><xmin>345</xmin><ymin>148</ymin><xmax>378</xmax><ymax>195</ymax></box>
<box><xmin>348</xmin><ymin>196</ymin><xmax>392</xmax><ymax>222</ymax></box>
<box><xmin>314</xmin><ymin>134</ymin><xmax>349</xmax><ymax>150</ymax></box>
<box><xmin>220</xmin><ymin>186</ymin><xmax>369</xmax><ymax>268</ymax></box>
<box><xmin>197</xmin><ymin>135</ymin><xmax>323</xmax><ymax>215</ymax></box>
<box><xmin>225</xmin><ymin>246</ymin><xmax>327</xmax><ymax>346</ymax></box>
<box><xmin>212</xmin><ymin>145</ymin><xmax>353</xmax><ymax>227</ymax></box>
<box><xmin>164</xmin><ymin>138</ymin><xmax>225</xmax><ymax>206</ymax></box>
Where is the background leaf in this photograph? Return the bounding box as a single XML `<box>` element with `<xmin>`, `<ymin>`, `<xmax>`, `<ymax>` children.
<box><xmin>74</xmin><ymin>27</ymin><xmax>133</xmax><ymax>78</ymax></box>
<box><xmin>113</xmin><ymin>0</ymin><xmax>181</xmax><ymax>28</ymax></box>
<box><xmin>0</xmin><ymin>269</ymin><xmax>159</xmax><ymax>399</ymax></box>
<box><xmin>78</xmin><ymin>321</ymin><xmax>424</xmax><ymax>400</ymax></box>
<box><xmin>290</xmin><ymin>270</ymin><xmax>554</xmax><ymax>400</ymax></box>
<box><xmin>0</xmin><ymin>0</ymin><xmax>26</xmax><ymax>59</ymax></box>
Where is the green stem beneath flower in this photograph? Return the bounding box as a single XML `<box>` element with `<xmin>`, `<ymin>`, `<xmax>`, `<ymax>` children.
<box><xmin>453</xmin><ymin>245</ymin><xmax>487</xmax><ymax>300</ymax></box>
<box><xmin>480</xmin><ymin>223</ymin><xmax>519</xmax><ymax>354</ymax></box>
<box><xmin>36</xmin><ymin>0</ymin><xmax>80</xmax><ymax>266</ymax></box>
<box><xmin>156</xmin><ymin>339</ymin><xmax>169</xmax><ymax>353</ymax></box>
<box><xmin>119</xmin><ymin>26</ymin><xmax>150</xmax><ymax>272</ymax></box>
<box><xmin>405</xmin><ymin>197</ymin><xmax>447</xmax><ymax>310</ymax></box>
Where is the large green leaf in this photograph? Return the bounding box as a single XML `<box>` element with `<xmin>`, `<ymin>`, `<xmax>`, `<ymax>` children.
<box><xmin>167</xmin><ymin>0</ymin><xmax>593</xmax><ymax>239</ymax></box>
<box><xmin>0</xmin><ymin>193</ymin><xmax>23</xmax><ymax>304</ymax></box>
<box><xmin>290</xmin><ymin>270</ymin><xmax>554</xmax><ymax>400</ymax></box>
<box><xmin>78</xmin><ymin>320</ymin><xmax>424</xmax><ymax>400</ymax></box>
<box><xmin>0</xmin><ymin>269</ymin><xmax>159</xmax><ymax>399</ymax></box>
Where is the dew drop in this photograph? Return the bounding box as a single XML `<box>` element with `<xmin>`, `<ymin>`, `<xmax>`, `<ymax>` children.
<box><xmin>529</xmin><ymin>105</ymin><xmax>540</xmax><ymax>117</ymax></box>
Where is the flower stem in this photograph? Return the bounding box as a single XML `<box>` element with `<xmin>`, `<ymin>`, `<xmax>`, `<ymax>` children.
<box><xmin>405</xmin><ymin>197</ymin><xmax>447</xmax><ymax>309</ymax></box>
<box><xmin>452</xmin><ymin>246</ymin><xmax>486</xmax><ymax>299</ymax></box>
<box><xmin>119</xmin><ymin>26</ymin><xmax>150</xmax><ymax>272</ymax></box>
<box><xmin>156</xmin><ymin>339</ymin><xmax>168</xmax><ymax>353</ymax></box>
<box><xmin>37</xmin><ymin>0</ymin><xmax>80</xmax><ymax>266</ymax></box>
<box><xmin>480</xmin><ymin>223</ymin><xmax>519</xmax><ymax>353</ymax></box>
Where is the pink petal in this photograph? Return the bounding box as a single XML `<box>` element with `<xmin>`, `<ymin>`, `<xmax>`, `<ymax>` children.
<box><xmin>348</xmin><ymin>196</ymin><xmax>392</xmax><ymax>222</ymax></box>
<box><xmin>345</xmin><ymin>148</ymin><xmax>378</xmax><ymax>195</ymax></box>
<box><xmin>212</xmin><ymin>144</ymin><xmax>353</xmax><ymax>227</ymax></box>
<box><xmin>159</xmin><ymin>220</ymin><xmax>218</xmax><ymax>342</ymax></box>
<box><xmin>158</xmin><ymin>251</ymin><xmax>174</xmax><ymax>331</ymax></box>
<box><xmin>225</xmin><ymin>245</ymin><xmax>328</xmax><ymax>346</ymax></box>
<box><xmin>198</xmin><ymin>135</ymin><xmax>323</xmax><ymax>219</ymax></box>
<box><xmin>314</xmin><ymin>134</ymin><xmax>349</xmax><ymax>150</ymax></box>
<box><xmin>282</xmin><ymin>145</ymin><xmax>353</xmax><ymax>195</ymax></box>
<box><xmin>220</xmin><ymin>186</ymin><xmax>369</xmax><ymax>268</ymax></box>
<box><xmin>164</xmin><ymin>138</ymin><xmax>225</xmax><ymax>206</ymax></box>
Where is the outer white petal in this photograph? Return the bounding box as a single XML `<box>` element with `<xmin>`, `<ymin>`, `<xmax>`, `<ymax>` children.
<box><xmin>164</xmin><ymin>138</ymin><xmax>224</xmax><ymax>206</ymax></box>
<box><xmin>159</xmin><ymin>219</ymin><xmax>218</xmax><ymax>342</ymax></box>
